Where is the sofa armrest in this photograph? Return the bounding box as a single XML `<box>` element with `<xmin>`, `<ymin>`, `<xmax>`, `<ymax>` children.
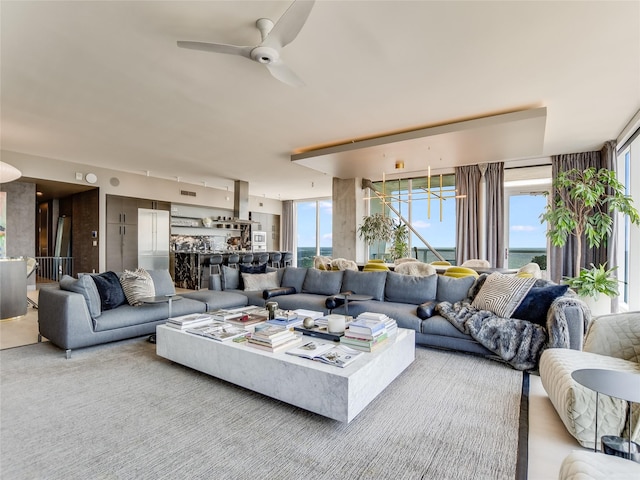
<box><xmin>583</xmin><ymin>311</ymin><xmax>640</xmax><ymax>362</ymax></box>
<box><xmin>37</xmin><ymin>288</ymin><xmax>97</xmax><ymax>350</ymax></box>
<box><xmin>263</xmin><ymin>286</ymin><xmax>296</xmax><ymax>300</ymax></box>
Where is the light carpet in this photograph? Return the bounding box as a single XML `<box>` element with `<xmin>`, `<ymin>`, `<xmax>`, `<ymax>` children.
<box><xmin>1</xmin><ymin>338</ymin><xmax>525</xmax><ymax>480</ymax></box>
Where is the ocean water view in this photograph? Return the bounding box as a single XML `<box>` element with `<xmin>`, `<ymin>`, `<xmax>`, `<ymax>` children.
<box><xmin>296</xmin><ymin>247</ymin><xmax>546</xmax><ymax>270</ymax></box>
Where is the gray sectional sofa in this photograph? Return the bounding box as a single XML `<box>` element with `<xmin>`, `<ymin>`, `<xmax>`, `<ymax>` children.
<box><xmin>39</xmin><ymin>266</ymin><xmax>587</xmax><ymax>367</ymax></box>
<box><xmin>38</xmin><ymin>270</ymin><xmax>248</xmax><ymax>358</ymax></box>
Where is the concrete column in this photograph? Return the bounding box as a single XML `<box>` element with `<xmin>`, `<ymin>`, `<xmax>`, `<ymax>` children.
<box><xmin>332</xmin><ymin>178</ymin><xmax>366</xmax><ymax>263</ymax></box>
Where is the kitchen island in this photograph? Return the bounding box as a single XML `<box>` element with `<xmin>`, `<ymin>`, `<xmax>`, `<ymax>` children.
<box><xmin>172</xmin><ymin>251</ymin><xmax>289</xmax><ymax>290</ymax></box>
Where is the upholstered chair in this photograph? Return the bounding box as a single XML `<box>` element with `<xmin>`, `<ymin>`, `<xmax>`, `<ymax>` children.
<box><xmin>461</xmin><ymin>259</ymin><xmax>490</xmax><ymax>268</ymax></box>
<box><xmin>443</xmin><ymin>266</ymin><xmax>479</xmax><ymax>278</ymax></box>
<box><xmin>313</xmin><ymin>255</ymin><xmax>333</xmax><ymax>270</ymax></box>
<box><xmin>394</xmin><ymin>262</ymin><xmax>436</xmax><ymax>276</ymax></box>
<box><xmin>330</xmin><ymin>258</ymin><xmax>358</xmax><ymax>271</ymax></box>
<box><xmin>430</xmin><ymin>260</ymin><xmax>452</xmax><ymax>266</ymax></box>
<box><xmin>516</xmin><ymin>262</ymin><xmax>542</xmax><ymax>278</ymax></box>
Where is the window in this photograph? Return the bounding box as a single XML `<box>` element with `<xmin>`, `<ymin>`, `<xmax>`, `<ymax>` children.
<box><xmin>368</xmin><ymin>174</ymin><xmax>457</xmax><ymax>262</ymax></box>
<box><xmin>295</xmin><ymin>199</ymin><xmax>332</xmax><ymax>268</ymax></box>
<box><xmin>616</xmin><ymin>146</ymin><xmax>634</xmax><ymax>307</ymax></box>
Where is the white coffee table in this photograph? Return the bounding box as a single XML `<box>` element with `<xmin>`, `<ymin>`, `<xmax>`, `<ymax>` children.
<box><xmin>156</xmin><ymin>325</ymin><xmax>415</xmax><ymax>423</ymax></box>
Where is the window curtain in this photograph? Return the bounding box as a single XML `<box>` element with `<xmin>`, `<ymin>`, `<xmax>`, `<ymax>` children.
<box><xmin>455</xmin><ymin>165</ymin><xmax>481</xmax><ymax>265</ymax></box>
<box><xmin>485</xmin><ymin>162</ymin><xmax>505</xmax><ymax>268</ymax></box>
<box><xmin>547</xmin><ymin>149</ymin><xmax>611</xmax><ymax>283</ymax></box>
<box><xmin>281</xmin><ymin>200</ymin><xmax>295</xmax><ymax>255</ymax></box>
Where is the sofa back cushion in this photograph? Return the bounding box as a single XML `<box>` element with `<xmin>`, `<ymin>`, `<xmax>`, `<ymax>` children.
<box><xmin>280</xmin><ymin>267</ymin><xmax>308</xmax><ymax>293</ymax></box>
<box><xmin>60</xmin><ymin>274</ymin><xmax>102</xmax><ymax>318</ymax></box>
<box><xmin>301</xmin><ymin>269</ymin><xmax>344</xmax><ymax>295</ymax></box>
<box><xmin>148</xmin><ymin>270</ymin><xmax>176</xmax><ymax>296</ymax></box>
<box><xmin>385</xmin><ymin>271</ymin><xmax>437</xmax><ymax>304</ymax></box>
<box><xmin>341</xmin><ymin>270</ymin><xmax>387</xmax><ymax>301</ymax></box>
<box><xmin>221</xmin><ymin>265</ymin><xmax>240</xmax><ymax>290</ymax></box>
<box><xmin>436</xmin><ymin>275</ymin><xmax>476</xmax><ymax>303</ymax></box>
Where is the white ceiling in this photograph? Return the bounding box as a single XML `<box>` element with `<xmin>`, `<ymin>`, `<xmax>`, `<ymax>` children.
<box><xmin>2</xmin><ymin>1</ymin><xmax>639</xmax><ymax>200</ymax></box>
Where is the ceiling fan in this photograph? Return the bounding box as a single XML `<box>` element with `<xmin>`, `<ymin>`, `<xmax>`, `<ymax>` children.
<box><xmin>177</xmin><ymin>0</ymin><xmax>315</xmax><ymax>87</ymax></box>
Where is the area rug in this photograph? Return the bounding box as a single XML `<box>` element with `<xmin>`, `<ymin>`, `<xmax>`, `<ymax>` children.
<box><xmin>1</xmin><ymin>338</ymin><xmax>526</xmax><ymax>479</ymax></box>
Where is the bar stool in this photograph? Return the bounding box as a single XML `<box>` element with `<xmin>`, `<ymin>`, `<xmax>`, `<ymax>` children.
<box><xmin>281</xmin><ymin>252</ymin><xmax>293</xmax><ymax>267</ymax></box>
<box><xmin>227</xmin><ymin>253</ymin><xmax>240</xmax><ymax>269</ymax></box>
<box><xmin>269</xmin><ymin>252</ymin><xmax>282</xmax><ymax>268</ymax></box>
<box><xmin>209</xmin><ymin>254</ymin><xmax>223</xmax><ymax>275</ymax></box>
<box><xmin>255</xmin><ymin>252</ymin><xmax>269</xmax><ymax>266</ymax></box>
<box><xmin>241</xmin><ymin>253</ymin><xmax>254</xmax><ymax>266</ymax></box>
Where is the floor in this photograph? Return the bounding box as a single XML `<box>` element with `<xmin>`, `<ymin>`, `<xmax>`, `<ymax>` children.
<box><xmin>1</xmin><ymin>286</ymin><xmax>587</xmax><ymax>479</ymax></box>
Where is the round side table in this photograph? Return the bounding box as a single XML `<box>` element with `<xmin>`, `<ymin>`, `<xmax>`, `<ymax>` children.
<box><xmin>140</xmin><ymin>295</ymin><xmax>183</xmax><ymax>343</ymax></box>
<box><xmin>334</xmin><ymin>293</ymin><xmax>373</xmax><ymax>316</ymax></box>
<box><xmin>571</xmin><ymin>369</ymin><xmax>640</xmax><ymax>459</ymax></box>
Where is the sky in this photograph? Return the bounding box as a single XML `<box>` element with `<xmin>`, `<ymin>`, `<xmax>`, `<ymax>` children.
<box><xmin>296</xmin><ymin>194</ymin><xmax>548</xmax><ymax>251</ymax></box>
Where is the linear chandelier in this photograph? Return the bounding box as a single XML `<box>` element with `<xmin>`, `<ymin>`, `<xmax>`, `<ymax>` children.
<box><xmin>366</xmin><ymin>167</ymin><xmax>466</xmax><ymax>222</ymax></box>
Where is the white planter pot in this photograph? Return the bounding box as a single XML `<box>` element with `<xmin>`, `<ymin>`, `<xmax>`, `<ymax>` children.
<box><xmin>580</xmin><ymin>293</ymin><xmax>612</xmax><ymax>318</ymax></box>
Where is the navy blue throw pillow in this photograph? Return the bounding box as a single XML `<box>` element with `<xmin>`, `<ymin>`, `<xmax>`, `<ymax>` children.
<box><xmin>91</xmin><ymin>271</ymin><xmax>127</xmax><ymax>311</ymax></box>
<box><xmin>512</xmin><ymin>284</ymin><xmax>569</xmax><ymax>326</ymax></box>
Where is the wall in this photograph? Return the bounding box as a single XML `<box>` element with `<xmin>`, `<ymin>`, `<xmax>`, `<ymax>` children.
<box><xmin>2</xmin><ymin>150</ymin><xmax>283</xmax><ymax>271</ymax></box>
<box><xmin>0</xmin><ymin>181</ymin><xmax>36</xmax><ymax>288</ymax></box>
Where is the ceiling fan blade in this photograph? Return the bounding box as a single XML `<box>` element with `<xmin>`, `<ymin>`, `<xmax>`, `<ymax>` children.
<box><xmin>177</xmin><ymin>41</ymin><xmax>252</xmax><ymax>59</ymax></box>
<box><xmin>265</xmin><ymin>61</ymin><xmax>305</xmax><ymax>87</ymax></box>
<box><xmin>262</xmin><ymin>0</ymin><xmax>315</xmax><ymax>49</ymax></box>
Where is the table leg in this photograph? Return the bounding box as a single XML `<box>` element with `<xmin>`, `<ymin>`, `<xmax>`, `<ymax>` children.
<box><xmin>595</xmin><ymin>391</ymin><xmax>599</xmax><ymax>452</ymax></box>
<box><xmin>168</xmin><ymin>297</ymin><xmax>173</xmax><ymax>318</ymax></box>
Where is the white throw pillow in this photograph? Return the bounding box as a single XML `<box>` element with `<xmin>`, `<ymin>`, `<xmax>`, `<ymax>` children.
<box><xmin>242</xmin><ymin>271</ymin><xmax>280</xmax><ymax>291</ymax></box>
<box><xmin>471</xmin><ymin>272</ymin><xmax>535</xmax><ymax>318</ymax></box>
<box><xmin>120</xmin><ymin>268</ymin><xmax>156</xmax><ymax>306</ymax></box>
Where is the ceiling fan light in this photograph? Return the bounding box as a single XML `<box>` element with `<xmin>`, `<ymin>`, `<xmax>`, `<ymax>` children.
<box><xmin>251</xmin><ymin>46</ymin><xmax>279</xmax><ymax>64</ymax></box>
<box><xmin>0</xmin><ymin>161</ymin><xmax>22</xmax><ymax>183</ymax></box>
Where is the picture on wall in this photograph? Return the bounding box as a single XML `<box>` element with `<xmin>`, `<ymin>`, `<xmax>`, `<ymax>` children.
<box><xmin>0</xmin><ymin>192</ymin><xmax>6</xmax><ymax>257</ymax></box>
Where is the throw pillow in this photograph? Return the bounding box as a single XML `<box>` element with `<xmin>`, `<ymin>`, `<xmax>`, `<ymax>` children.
<box><xmin>471</xmin><ymin>272</ymin><xmax>536</xmax><ymax>318</ymax></box>
<box><xmin>120</xmin><ymin>268</ymin><xmax>156</xmax><ymax>306</ymax></box>
<box><xmin>91</xmin><ymin>271</ymin><xmax>128</xmax><ymax>311</ymax></box>
<box><xmin>221</xmin><ymin>265</ymin><xmax>240</xmax><ymax>290</ymax></box>
<box><xmin>59</xmin><ymin>274</ymin><xmax>102</xmax><ymax>318</ymax></box>
<box><xmin>512</xmin><ymin>284</ymin><xmax>569</xmax><ymax>326</ymax></box>
<box><xmin>242</xmin><ymin>271</ymin><xmax>280</xmax><ymax>291</ymax></box>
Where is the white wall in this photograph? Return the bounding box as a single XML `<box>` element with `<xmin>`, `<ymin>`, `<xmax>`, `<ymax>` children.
<box><xmin>3</xmin><ymin>150</ymin><xmax>282</xmax><ymax>271</ymax></box>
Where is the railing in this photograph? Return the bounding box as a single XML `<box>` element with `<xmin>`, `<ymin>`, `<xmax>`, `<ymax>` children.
<box><xmin>35</xmin><ymin>256</ymin><xmax>74</xmax><ymax>281</ymax></box>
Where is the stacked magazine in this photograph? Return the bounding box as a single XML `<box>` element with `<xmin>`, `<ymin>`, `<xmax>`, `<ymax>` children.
<box><xmin>186</xmin><ymin>321</ymin><xmax>248</xmax><ymax>342</ymax></box>
<box><xmin>166</xmin><ymin>313</ymin><xmax>214</xmax><ymax>330</ymax></box>
<box><xmin>286</xmin><ymin>339</ymin><xmax>362</xmax><ymax>368</ymax></box>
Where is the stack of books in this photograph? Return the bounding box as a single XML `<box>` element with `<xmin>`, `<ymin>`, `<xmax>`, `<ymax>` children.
<box><xmin>266</xmin><ymin>310</ymin><xmax>303</xmax><ymax>328</ymax></box>
<box><xmin>340</xmin><ymin>312</ymin><xmax>390</xmax><ymax>352</ymax></box>
<box><xmin>247</xmin><ymin>325</ymin><xmax>301</xmax><ymax>353</ymax></box>
<box><xmin>166</xmin><ymin>313</ymin><xmax>214</xmax><ymax>330</ymax></box>
<box><xmin>186</xmin><ymin>321</ymin><xmax>248</xmax><ymax>342</ymax></box>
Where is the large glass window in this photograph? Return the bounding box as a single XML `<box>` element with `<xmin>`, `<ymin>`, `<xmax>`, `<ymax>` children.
<box><xmin>369</xmin><ymin>174</ymin><xmax>457</xmax><ymax>262</ymax></box>
<box><xmin>506</xmin><ymin>194</ymin><xmax>548</xmax><ymax>270</ymax></box>
<box><xmin>295</xmin><ymin>199</ymin><xmax>332</xmax><ymax>268</ymax></box>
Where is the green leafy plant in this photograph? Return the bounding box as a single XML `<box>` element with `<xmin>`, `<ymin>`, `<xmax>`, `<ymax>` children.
<box><xmin>531</xmin><ymin>255</ymin><xmax>547</xmax><ymax>271</ymax></box>
<box><xmin>540</xmin><ymin>167</ymin><xmax>639</xmax><ymax>277</ymax></box>
<box><xmin>357</xmin><ymin>213</ymin><xmax>394</xmax><ymax>259</ymax></box>
<box><xmin>391</xmin><ymin>223</ymin><xmax>409</xmax><ymax>260</ymax></box>
<box><xmin>564</xmin><ymin>263</ymin><xmax>620</xmax><ymax>299</ymax></box>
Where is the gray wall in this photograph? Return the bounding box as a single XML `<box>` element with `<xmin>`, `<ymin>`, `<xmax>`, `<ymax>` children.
<box><xmin>1</xmin><ymin>181</ymin><xmax>36</xmax><ymax>287</ymax></box>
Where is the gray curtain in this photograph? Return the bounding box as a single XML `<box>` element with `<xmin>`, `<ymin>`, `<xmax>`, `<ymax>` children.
<box><xmin>485</xmin><ymin>162</ymin><xmax>504</xmax><ymax>268</ymax></box>
<box><xmin>455</xmin><ymin>165</ymin><xmax>481</xmax><ymax>265</ymax></box>
<box><xmin>547</xmin><ymin>150</ymin><xmax>610</xmax><ymax>283</ymax></box>
<box><xmin>601</xmin><ymin>140</ymin><xmax>619</xmax><ymax>312</ymax></box>
<box><xmin>281</xmin><ymin>200</ymin><xmax>295</xmax><ymax>254</ymax></box>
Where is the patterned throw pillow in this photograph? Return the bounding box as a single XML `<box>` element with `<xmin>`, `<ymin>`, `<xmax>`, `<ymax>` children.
<box><xmin>120</xmin><ymin>268</ymin><xmax>156</xmax><ymax>306</ymax></box>
<box><xmin>471</xmin><ymin>272</ymin><xmax>536</xmax><ymax>318</ymax></box>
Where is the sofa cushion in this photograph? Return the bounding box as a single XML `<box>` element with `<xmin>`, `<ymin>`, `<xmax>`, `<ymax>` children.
<box><xmin>240</xmin><ymin>263</ymin><xmax>267</xmax><ymax>274</ymax></box>
<box><xmin>385</xmin><ymin>271</ymin><xmax>437</xmax><ymax>304</ymax></box>
<box><xmin>147</xmin><ymin>270</ymin><xmax>176</xmax><ymax>296</ymax></box>
<box><xmin>242</xmin><ymin>271</ymin><xmax>280</xmax><ymax>291</ymax></box>
<box><xmin>512</xmin><ymin>284</ymin><xmax>569</xmax><ymax>325</ymax></box>
<box><xmin>436</xmin><ymin>275</ymin><xmax>476</xmax><ymax>303</ymax></box>
<box><xmin>91</xmin><ymin>271</ymin><xmax>127</xmax><ymax>311</ymax></box>
<box><xmin>119</xmin><ymin>268</ymin><xmax>156</xmax><ymax>306</ymax></box>
<box><xmin>471</xmin><ymin>272</ymin><xmax>536</xmax><ymax>318</ymax></box>
<box><xmin>302</xmin><ymin>268</ymin><xmax>344</xmax><ymax>296</ymax></box>
<box><xmin>280</xmin><ymin>267</ymin><xmax>307</xmax><ymax>292</ymax></box>
<box><xmin>341</xmin><ymin>270</ymin><xmax>387</xmax><ymax>301</ymax></box>
<box><xmin>59</xmin><ymin>274</ymin><xmax>102</xmax><ymax>318</ymax></box>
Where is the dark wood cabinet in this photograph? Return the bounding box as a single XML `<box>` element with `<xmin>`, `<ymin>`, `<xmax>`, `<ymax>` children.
<box><xmin>106</xmin><ymin>196</ymin><xmax>139</xmax><ymax>272</ymax></box>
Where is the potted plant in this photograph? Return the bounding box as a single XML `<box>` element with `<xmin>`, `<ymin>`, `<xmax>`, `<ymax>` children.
<box><xmin>563</xmin><ymin>263</ymin><xmax>620</xmax><ymax>316</ymax></box>
<box><xmin>540</xmin><ymin>167</ymin><xmax>639</xmax><ymax>312</ymax></box>
<box><xmin>357</xmin><ymin>213</ymin><xmax>394</xmax><ymax>260</ymax></box>
<box><xmin>391</xmin><ymin>222</ymin><xmax>409</xmax><ymax>260</ymax></box>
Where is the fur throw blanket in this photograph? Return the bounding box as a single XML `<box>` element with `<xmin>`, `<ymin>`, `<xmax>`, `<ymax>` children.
<box><xmin>436</xmin><ymin>296</ymin><xmax>591</xmax><ymax>371</ymax></box>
